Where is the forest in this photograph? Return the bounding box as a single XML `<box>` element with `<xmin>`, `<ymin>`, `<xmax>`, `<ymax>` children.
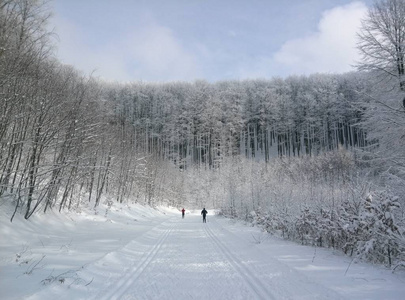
<box><xmin>1</xmin><ymin>0</ymin><xmax>404</xmax><ymax>268</ymax></box>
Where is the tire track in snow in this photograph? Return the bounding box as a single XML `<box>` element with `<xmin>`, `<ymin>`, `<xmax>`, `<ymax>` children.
<box><xmin>94</xmin><ymin>222</ymin><xmax>175</xmax><ymax>300</ymax></box>
<box><xmin>204</xmin><ymin>222</ymin><xmax>276</xmax><ymax>300</ymax></box>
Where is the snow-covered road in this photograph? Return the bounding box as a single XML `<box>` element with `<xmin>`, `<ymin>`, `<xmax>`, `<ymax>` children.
<box><xmin>69</xmin><ymin>213</ymin><xmax>404</xmax><ymax>300</ymax></box>
<box><xmin>92</xmin><ymin>216</ymin><xmax>289</xmax><ymax>300</ymax></box>
<box><xmin>2</xmin><ymin>205</ymin><xmax>404</xmax><ymax>300</ymax></box>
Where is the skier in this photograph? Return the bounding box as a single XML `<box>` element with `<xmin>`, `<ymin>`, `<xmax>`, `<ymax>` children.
<box><xmin>201</xmin><ymin>208</ymin><xmax>208</xmax><ymax>223</ymax></box>
<box><xmin>181</xmin><ymin>208</ymin><xmax>185</xmax><ymax>219</ymax></box>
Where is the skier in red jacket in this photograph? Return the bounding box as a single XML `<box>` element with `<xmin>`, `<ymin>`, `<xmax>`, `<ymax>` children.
<box><xmin>181</xmin><ymin>208</ymin><xmax>185</xmax><ymax>218</ymax></box>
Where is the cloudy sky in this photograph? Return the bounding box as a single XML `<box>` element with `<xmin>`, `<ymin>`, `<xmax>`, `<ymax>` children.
<box><xmin>49</xmin><ymin>0</ymin><xmax>373</xmax><ymax>82</ymax></box>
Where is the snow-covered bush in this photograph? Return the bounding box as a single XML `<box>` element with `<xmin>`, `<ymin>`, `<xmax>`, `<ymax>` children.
<box><xmin>294</xmin><ymin>207</ymin><xmax>318</xmax><ymax>245</ymax></box>
<box><xmin>354</xmin><ymin>191</ymin><xmax>402</xmax><ymax>266</ymax></box>
<box><xmin>215</xmin><ymin>151</ymin><xmax>405</xmax><ymax>268</ymax></box>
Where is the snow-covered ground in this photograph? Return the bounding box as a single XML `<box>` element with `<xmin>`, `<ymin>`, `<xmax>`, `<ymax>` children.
<box><xmin>1</xmin><ymin>203</ymin><xmax>404</xmax><ymax>300</ymax></box>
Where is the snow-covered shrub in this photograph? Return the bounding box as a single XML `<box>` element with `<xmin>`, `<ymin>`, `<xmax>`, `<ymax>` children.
<box><xmin>316</xmin><ymin>209</ymin><xmax>340</xmax><ymax>248</ymax></box>
<box><xmin>338</xmin><ymin>190</ymin><xmax>403</xmax><ymax>266</ymax></box>
<box><xmin>339</xmin><ymin>199</ymin><xmax>361</xmax><ymax>256</ymax></box>
<box><xmin>294</xmin><ymin>207</ymin><xmax>318</xmax><ymax>245</ymax></box>
<box><xmin>354</xmin><ymin>191</ymin><xmax>403</xmax><ymax>266</ymax></box>
<box><xmin>267</xmin><ymin>209</ymin><xmax>293</xmax><ymax>238</ymax></box>
<box><xmin>213</xmin><ymin>151</ymin><xmax>404</xmax><ymax>268</ymax></box>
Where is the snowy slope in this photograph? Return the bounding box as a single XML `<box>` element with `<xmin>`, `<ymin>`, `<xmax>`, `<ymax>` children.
<box><xmin>1</xmin><ymin>204</ymin><xmax>404</xmax><ymax>300</ymax></box>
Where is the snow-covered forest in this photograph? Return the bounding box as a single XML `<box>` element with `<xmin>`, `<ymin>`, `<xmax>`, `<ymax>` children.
<box><xmin>1</xmin><ymin>0</ymin><xmax>405</xmax><ymax>271</ymax></box>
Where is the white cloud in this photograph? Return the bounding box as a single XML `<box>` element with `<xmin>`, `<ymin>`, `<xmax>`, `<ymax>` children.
<box><xmin>52</xmin><ymin>17</ymin><xmax>128</xmax><ymax>81</ymax></box>
<box><xmin>53</xmin><ymin>17</ymin><xmax>201</xmax><ymax>82</ymax></box>
<box><xmin>51</xmin><ymin>1</ymin><xmax>369</xmax><ymax>82</ymax></box>
<box><xmin>272</xmin><ymin>1</ymin><xmax>368</xmax><ymax>75</ymax></box>
<box><xmin>124</xmin><ymin>24</ymin><xmax>201</xmax><ymax>82</ymax></box>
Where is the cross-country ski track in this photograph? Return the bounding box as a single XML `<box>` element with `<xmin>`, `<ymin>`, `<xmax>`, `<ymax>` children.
<box><xmin>3</xmin><ymin>206</ymin><xmax>404</xmax><ymax>300</ymax></box>
<box><xmin>65</xmin><ymin>213</ymin><xmax>403</xmax><ymax>299</ymax></box>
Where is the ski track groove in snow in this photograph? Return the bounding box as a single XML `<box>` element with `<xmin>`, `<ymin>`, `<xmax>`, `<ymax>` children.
<box><xmin>94</xmin><ymin>221</ymin><xmax>176</xmax><ymax>300</ymax></box>
<box><xmin>203</xmin><ymin>221</ymin><xmax>276</xmax><ymax>300</ymax></box>
<box><xmin>206</xmin><ymin>218</ymin><xmax>347</xmax><ymax>300</ymax></box>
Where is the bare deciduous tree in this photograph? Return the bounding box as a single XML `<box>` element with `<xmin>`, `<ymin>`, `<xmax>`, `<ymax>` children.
<box><xmin>357</xmin><ymin>0</ymin><xmax>405</xmax><ymax>94</ymax></box>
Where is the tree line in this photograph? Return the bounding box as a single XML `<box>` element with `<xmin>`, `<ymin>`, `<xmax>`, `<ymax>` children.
<box><xmin>105</xmin><ymin>73</ymin><xmax>371</xmax><ymax>169</ymax></box>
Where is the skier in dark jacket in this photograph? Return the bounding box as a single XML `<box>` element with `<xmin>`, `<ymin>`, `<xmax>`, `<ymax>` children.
<box><xmin>181</xmin><ymin>208</ymin><xmax>185</xmax><ymax>218</ymax></box>
<box><xmin>201</xmin><ymin>208</ymin><xmax>208</xmax><ymax>223</ymax></box>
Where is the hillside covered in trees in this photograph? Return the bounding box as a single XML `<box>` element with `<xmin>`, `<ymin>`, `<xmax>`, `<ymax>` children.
<box><xmin>106</xmin><ymin>74</ymin><xmax>370</xmax><ymax>166</ymax></box>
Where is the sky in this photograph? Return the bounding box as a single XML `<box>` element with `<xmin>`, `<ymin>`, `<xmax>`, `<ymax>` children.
<box><xmin>49</xmin><ymin>0</ymin><xmax>374</xmax><ymax>83</ymax></box>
